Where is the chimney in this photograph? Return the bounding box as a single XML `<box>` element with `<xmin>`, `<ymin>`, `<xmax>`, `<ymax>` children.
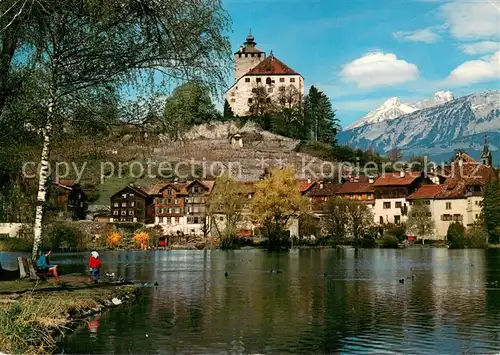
<box><xmin>320</xmin><ymin>181</ymin><xmax>324</xmax><ymax>189</ymax></box>
<box><xmin>307</xmin><ymin>177</ymin><xmax>311</xmax><ymax>184</ymax></box>
<box><xmin>368</xmin><ymin>175</ymin><xmax>374</xmax><ymax>184</ymax></box>
<box><xmin>400</xmin><ymin>170</ymin><xmax>405</xmax><ymax>178</ymax></box>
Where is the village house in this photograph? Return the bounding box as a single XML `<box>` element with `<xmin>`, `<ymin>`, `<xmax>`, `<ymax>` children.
<box><xmin>335</xmin><ymin>176</ymin><xmax>376</xmax><ymax>208</ymax></box>
<box><xmin>225</xmin><ymin>32</ymin><xmax>304</xmax><ymax>117</ymax></box>
<box><xmin>149</xmin><ymin>180</ymin><xmax>214</xmax><ymax>236</ymax></box>
<box><xmin>109</xmin><ymin>185</ymin><xmax>154</xmax><ymax>224</ymax></box>
<box><xmin>305</xmin><ymin>180</ymin><xmax>342</xmax><ymax>212</ymax></box>
<box><xmin>373</xmin><ymin>171</ymin><xmax>432</xmax><ymax>225</ymax></box>
<box><xmin>407</xmin><ymin>148</ymin><xmax>495</xmax><ymax>239</ymax></box>
<box><xmin>53</xmin><ymin>179</ymin><xmax>88</xmax><ymax>220</ymax></box>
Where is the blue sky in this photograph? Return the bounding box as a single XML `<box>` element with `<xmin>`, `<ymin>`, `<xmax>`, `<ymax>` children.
<box><xmin>224</xmin><ymin>0</ymin><xmax>500</xmax><ymax>128</ymax></box>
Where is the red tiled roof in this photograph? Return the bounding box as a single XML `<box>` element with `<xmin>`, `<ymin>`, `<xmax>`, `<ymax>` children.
<box><xmin>336</xmin><ymin>181</ymin><xmax>374</xmax><ymax>194</ymax></box>
<box><xmin>57</xmin><ymin>179</ymin><xmax>75</xmax><ymax>187</ymax></box>
<box><xmin>307</xmin><ymin>182</ymin><xmax>342</xmax><ymax>197</ymax></box>
<box><xmin>298</xmin><ymin>181</ymin><xmax>316</xmax><ymax>194</ymax></box>
<box><xmin>247</xmin><ymin>55</ymin><xmax>298</xmax><ymax>75</ymax></box>
<box><xmin>373</xmin><ymin>172</ymin><xmax>423</xmax><ymax>186</ymax></box>
<box><xmin>407</xmin><ymin>185</ymin><xmax>444</xmax><ymax>199</ymax></box>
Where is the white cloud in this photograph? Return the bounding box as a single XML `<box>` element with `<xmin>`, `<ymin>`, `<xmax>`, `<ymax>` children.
<box><xmin>460</xmin><ymin>41</ymin><xmax>500</xmax><ymax>55</ymax></box>
<box><xmin>446</xmin><ymin>51</ymin><xmax>500</xmax><ymax>86</ymax></box>
<box><xmin>340</xmin><ymin>52</ymin><xmax>419</xmax><ymax>89</ymax></box>
<box><xmin>441</xmin><ymin>1</ymin><xmax>500</xmax><ymax>40</ymax></box>
<box><xmin>393</xmin><ymin>28</ymin><xmax>441</xmax><ymax>43</ymax></box>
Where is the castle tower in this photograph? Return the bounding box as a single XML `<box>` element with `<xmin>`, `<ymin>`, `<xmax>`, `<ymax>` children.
<box><xmin>481</xmin><ymin>135</ymin><xmax>493</xmax><ymax>166</ymax></box>
<box><xmin>234</xmin><ymin>31</ymin><xmax>265</xmax><ymax>81</ymax></box>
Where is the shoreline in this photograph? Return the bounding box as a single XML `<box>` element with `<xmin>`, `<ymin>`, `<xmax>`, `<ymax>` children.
<box><xmin>0</xmin><ymin>276</ymin><xmax>140</xmax><ymax>354</ymax></box>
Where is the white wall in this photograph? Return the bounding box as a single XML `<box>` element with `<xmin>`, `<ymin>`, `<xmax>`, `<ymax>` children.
<box><xmin>430</xmin><ymin>198</ymin><xmax>467</xmax><ymax>239</ymax></box>
<box><xmin>0</xmin><ymin>223</ymin><xmax>25</xmax><ymax>238</ymax></box>
<box><xmin>226</xmin><ymin>74</ymin><xmax>304</xmax><ymax>117</ymax></box>
<box><xmin>373</xmin><ymin>198</ymin><xmax>408</xmax><ymax>225</ymax></box>
<box><xmin>234</xmin><ymin>52</ymin><xmax>265</xmax><ymax>81</ymax></box>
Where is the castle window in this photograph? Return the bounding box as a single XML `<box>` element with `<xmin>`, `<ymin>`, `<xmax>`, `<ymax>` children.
<box><xmin>231</xmin><ymin>98</ymin><xmax>235</xmax><ymax>102</ymax></box>
<box><xmin>251</xmin><ymin>53</ymin><xmax>254</xmax><ymax>57</ymax></box>
<box><xmin>268</xmin><ymin>88</ymin><xmax>273</xmax><ymax>93</ymax></box>
<box><xmin>245</xmin><ymin>78</ymin><xmax>250</xmax><ymax>82</ymax></box>
<box><xmin>258</xmin><ymin>53</ymin><xmax>261</xmax><ymax>57</ymax></box>
<box><xmin>266</xmin><ymin>77</ymin><xmax>272</xmax><ymax>85</ymax></box>
<box><xmin>279</xmin><ymin>78</ymin><xmax>285</xmax><ymax>83</ymax></box>
<box><xmin>290</xmin><ymin>78</ymin><xmax>296</xmax><ymax>83</ymax></box>
<box><xmin>230</xmin><ymin>92</ymin><xmax>235</xmax><ymax>96</ymax></box>
<box><xmin>245</xmin><ymin>53</ymin><xmax>248</xmax><ymax>57</ymax></box>
<box><xmin>446</xmin><ymin>202</ymin><xmax>452</xmax><ymax>210</ymax></box>
<box><xmin>248</xmin><ymin>98</ymin><xmax>253</xmax><ymax>103</ymax></box>
<box><xmin>256</xmin><ymin>78</ymin><xmax>261</xmax><ymax>83</ymax></box>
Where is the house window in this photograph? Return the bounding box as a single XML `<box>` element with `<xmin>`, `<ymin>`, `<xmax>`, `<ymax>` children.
<box><xmin>130</xmin><ymin>202</ymin><xmax>135</xmax><ymax>207</ymax></box>
<box><xmin>394</xmin><ymin>215</ymin><xmax>401</xmax><ymax>224</ymax></box>
<box><xmin>383</xmin><ymin>202</ymin><xmax>391</xmax><ymax>209</ymax></box>
<box><xmin>424</xmin><ymin>200</ymin><xmax>430</xmax><ymax>205</ymax></box>
<box><xmin>266</xmin><ymin>77</ymin><xmax>272</xmax><ymax>85</ymax></box>
<box><xmin>121</xmin><ymin>210</ymin><xmax>127</xmax><ymax>215</ymax></box>
<box><xmin>267</xmin><ymin>87</ymin><xmax>273</xmax><ymax>93</ymax></box>
<box><xmin>121</xmin><ymin>202</ymin><xmax>127</xmax><ymax>207</ymax></box>
<box><xmin>128</xmin><ymin>210</ymin><xmax>134</xmax><ymax>215</ymax></box>
<box><xmin>193</xmin><ymin>186</ymin><xmax>200</xmax><ymax>193</ymax></box>
<box><xmin>379</xmin><ymin>216</ymin><xmax>384</xmax><ymax>224</ymax></box>
<box><xmin>279</xmin><ymin>86</ymin><xmax>285</xmax><ymax>91</ymax></box>
<box><xmin>453</xmin><ymin>214</ymin><xmax>463</xmax><ymax>221</ymax></box>
<box><xmin>248</xmin><ymin>98</ymin><xmax>253</xmax><ymax>104</ymax></box>
<box><xmin>251</xmin><ymin>53</ymin><xmax>254</xmax><ymax>57</ymax></box>
<box><xmin>290</xmin><ymin>78</ymin><xmax>295</xmax><ymax>83</ymax></box>
<box><xmin>475</xmin><ymin>214</ymin><xmax>479</xmax><ymax>219</ymax></box>
<box><xmin>175</xmin><ymin>207</ymin><xmax>180</xmax><ymax>214</ymax></box>
<box><xmin>245</xmin><ymin>78</ymin><xmax>250</xmax><ymax>82</ymax></box>
<box><xmin>163</xmin><ymin>217</ymin><xmax>168</xmax><ymax>224</ymax></box>
<box><xmin>266</xmin><ymin>98</ymin><xmax>271</xmax><ymax>103</ymax></box>
<box><xmin>280</xmin><ymin>78</ymin><xmax>285</xmax><ymax>82</ymax></box>
<box><xmin>129</xmin><ymin>193</ymin><xmax>134</xmax><ymax>197</ymax></box>
<box><xmin>446</xmin><ymin>202</ymin><xmax>452</xmax><ymax>210</ymax></box>
<box><xmin>441</xmin><ymin>214</ymin><xmax>453</xmax><ymax>221</ymax></box>
<box><xmin>245</xmin><ymin>53</ymin><xmax>248</xmax><ymax>57</ymax></box>
<box><xmin>256</xmin><ymin>78</ymin><xmax>261</xmax><ymax>82</ymax></box>
<box><xmin>113</xmin><ymin>210</ymin><xmax>119</xmax><ymax>215</ymax></box>
<box><xmin>231</xmin><ymin>99</ymin><xmax>235</xmax><ymax>102</ymax></box>
<box><xmin>395</xmin><ymin>202</ymin><xmax>402</xmax><ymax>208</ymax></box>
<box><xmin>114</xmin><ymin>202</ymin><xmax>119</xmax><ymax>207</ymax></box>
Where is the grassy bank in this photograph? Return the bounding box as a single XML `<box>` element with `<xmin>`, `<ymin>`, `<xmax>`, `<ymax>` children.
<box><xmin>0</xmin><ymin>277</ymin><xmax>139</xmax><ymax>354</ymax></box>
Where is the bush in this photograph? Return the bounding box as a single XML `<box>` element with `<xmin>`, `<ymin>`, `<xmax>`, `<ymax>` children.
<box><xmin>466</xmin><ymin>224</ymin><xmax>488</xmax><ymax>249</ymax></box>
<box><xmin>133</xmin><ymin>231</ymin><xmax>150</xmax><ymax>250</ymax></box>
<box><xmin>384</xmin><ymin>223</ymin><xmax>406</xmax><ymax>242</ymax></box>
<box><xmin>380</xmin><ymin>235</ymin><xmax>399</xmax><ymax>248</ymax></box>
<box><xmin>44</xmin><ymin>222</ymin><xmax>91</xmax><ymax>251</ymax></box>
<box><xmin>0</xmin><ymin>237</ymin><xmax>33</xmax><ymax>252</ymax></box>
<box><xmin>447</xmin><ymin>222</ymin><xmax>466</xmax><ymax>249</ymax></box>
<box><xmin>107</xmin><ymin>231</ymin><xmax>122</xmax><ymax>249</ymax></box>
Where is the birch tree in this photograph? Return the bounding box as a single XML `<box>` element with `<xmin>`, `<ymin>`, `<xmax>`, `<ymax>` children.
<box><xmin>2</xmin><ymin>0</ymin><xmax>231</xmax><ymax>259</ymax></box>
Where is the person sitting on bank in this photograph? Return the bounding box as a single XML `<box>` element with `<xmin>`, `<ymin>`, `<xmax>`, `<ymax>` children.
<box><xmin>88</xmin><ymin>251</ymin><xmax>102</xmax><ymax>284</ymax></box>
<box><xmin>36</xmin><ymin>248</ymin><xmax>60</xmax><ymax>282</ymax></box>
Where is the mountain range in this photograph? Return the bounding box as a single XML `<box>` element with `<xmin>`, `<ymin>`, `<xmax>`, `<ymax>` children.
<box><xmin>338</xmin><ymin>90</ymin><xmax>500</xmax><ymax>164</ymax></box>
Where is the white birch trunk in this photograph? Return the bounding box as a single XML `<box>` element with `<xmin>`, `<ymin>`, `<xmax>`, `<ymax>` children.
<box><xmin>32</xmin><ymin>89</ymin><xmax>55</xmax><ymax>260</ymax></box>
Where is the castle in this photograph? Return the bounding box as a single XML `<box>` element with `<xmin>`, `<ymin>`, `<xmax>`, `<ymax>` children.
<box><xmin>225</xmin><ymin>32</ymin><xmax>304</xmax><ymax>117</ymax></box>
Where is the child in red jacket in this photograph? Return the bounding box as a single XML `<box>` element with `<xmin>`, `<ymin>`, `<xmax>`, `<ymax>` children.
<box><xmin>89</xmin><ymin>251</ymin><xmax>102</xmax><ymax>284</ymax></box>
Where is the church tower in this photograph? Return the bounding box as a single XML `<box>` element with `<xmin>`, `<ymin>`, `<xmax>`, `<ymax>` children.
<box><xmin>481</xmin><ymin>135</ymin><xmax>493</xmax><ymax>166</ymax></box>
<box><xmin>234</xmin><ymin>31</ymin><xmax>265</xmax><ymax>81</ymax></box>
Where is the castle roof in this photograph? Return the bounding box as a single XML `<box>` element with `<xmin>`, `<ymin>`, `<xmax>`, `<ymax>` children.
<box><xmin>246</xmin><ymin>55</ymin><xmax>299</xmax><ymax>76</ymax></box>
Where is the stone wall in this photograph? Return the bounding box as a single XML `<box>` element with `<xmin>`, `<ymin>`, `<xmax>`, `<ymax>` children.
<box><xmin>0</xmin><ymin>223</ymin><xmax>25</xmax><ymax>237</ymax></box>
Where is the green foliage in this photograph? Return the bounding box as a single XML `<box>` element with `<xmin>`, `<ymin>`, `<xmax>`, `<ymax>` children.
<box><xmin>304</xmin><ymin>86</ymin><xmax>339</xmax><ymax>145</ymax></box>
<box><xmin>447</xmin><ymin>222</ymin><xmax>466</xmax><ymax>249</ymax></box>
<box><xmin>466</xmin><ymin>224</ymin><xmax>488</xmax><ymax>249</ymax></box>
<box><xmin>163</xmin><ymin>81</ymin><xmax>221</xmax><ymax>140</ymax></box>
<box><xmin>44</xmin><ymin>222</ymin><xmax>91</xmax><ymax>251</ymax></box>
<box><xmin>380</xmin><ymin>235</ymin><xmax>399</xmax><ymax>248</ymax></box>
<box><xmin>384</xmin><ymin>223</ymin><xmax>406</xmax><ymax>242</ymax></box>
<box><xmin>0</xmin><ymin>237</ymin><xmax>33</xmax><ymax>252</ymax></box>
<box><xmin>299</xmin><ymin>213</ymin><xmax>321</xmax><ymax>239</ymax></box>
<box><xmin>406</xmin><ymin>201</ymin><xmax>435</xmax><ymax>240</ymax></box>
<box><xmin>483</xmin><ymin>180</ymin><xmax>500</xmax><ymax>243</ymax></box>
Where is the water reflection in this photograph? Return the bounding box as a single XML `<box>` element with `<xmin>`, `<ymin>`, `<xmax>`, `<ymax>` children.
<box><xmin>25</xmin><ymin>248</ymin><xmax>498</xmax><ymax>353</ymax></box>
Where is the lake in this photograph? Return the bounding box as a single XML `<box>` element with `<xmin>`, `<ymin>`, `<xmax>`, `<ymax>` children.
<box><xmin>4</xmin><ymin>248</ymin><xmax>500</xmax><ymax>353</ymax></box>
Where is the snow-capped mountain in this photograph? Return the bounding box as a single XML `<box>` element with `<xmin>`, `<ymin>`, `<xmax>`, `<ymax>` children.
<box><xmin>345</xmin><ymin>91</ymin><xmax>454</xmax><ymax>130</ymax></box>
<box><xmin>409</xmin><ymin>91</ymin><xmax>454</xmax><ymax>110</ymax></box>
<box><xmin>338</xmin><ymin>90</ymin><xmax>500</xmax><ymax>163</ymax></box>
